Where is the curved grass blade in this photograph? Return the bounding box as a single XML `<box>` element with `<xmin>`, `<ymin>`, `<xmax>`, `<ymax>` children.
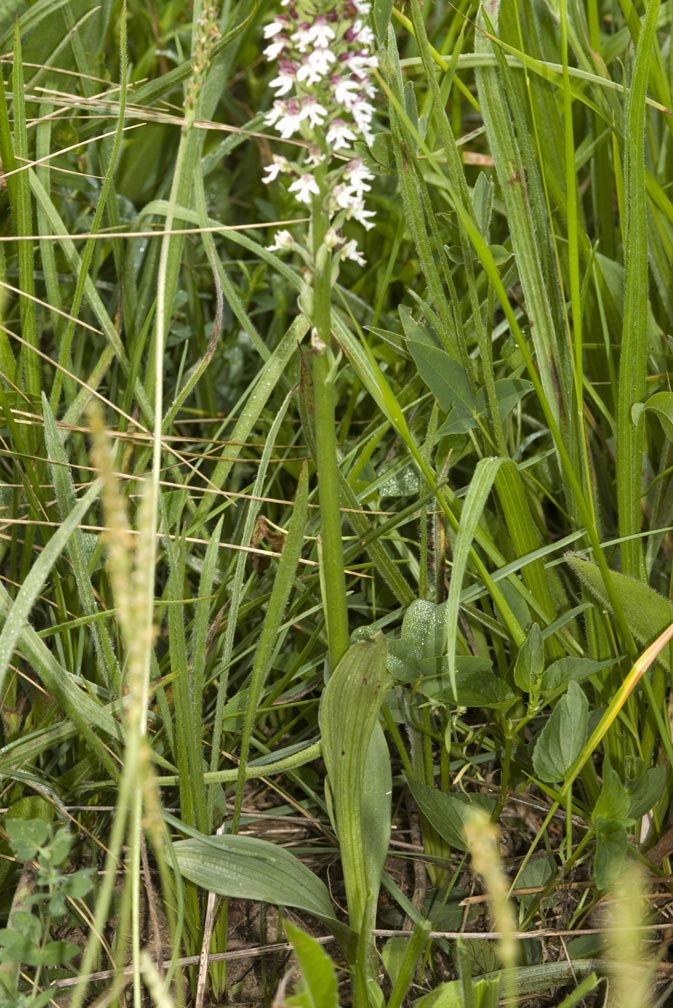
<box><xmin>616</xmin><ymin>0</ymin><xmax>661</xmax><ymax>578</ymax></box>
<box><xmin>0</xmin><ymin>480</ymin><xmax>101</xmax><ymax>699</ymax></box>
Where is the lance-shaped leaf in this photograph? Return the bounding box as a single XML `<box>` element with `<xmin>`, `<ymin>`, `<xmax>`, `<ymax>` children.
<box><xmin>174</xmin><ymin>832</ymin><xmax>352</xmax><ymax>949</ymax></box>
<box><xmin>319</xmin><ymin>634</ymin><xmax>391</xmax><ymax>940</ymax></box>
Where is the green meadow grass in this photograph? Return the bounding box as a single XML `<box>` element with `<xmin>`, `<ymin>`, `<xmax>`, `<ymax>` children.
<box><xmin>0</xmin><ymin>1</ymin><xmax>672</xmax><ymax>1005</ymax></box>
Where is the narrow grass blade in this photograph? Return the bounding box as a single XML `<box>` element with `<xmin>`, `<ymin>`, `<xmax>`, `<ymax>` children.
<box><xmin>0</xmin><ymin>480</ymin><xmax>101</xmax><ymax>699</ymax></box>
<box><xmin>445</xmin><ymin>457</ymin><xmax>509</xmax><ymax>697</ymax></box>
<box><xmin>42</xmin><ymin>394</ymin><xmax>120</xmax><ymax>687</ymax></box>
<box><xmin>616</xmin><ymin>0</ymin><xmax>661</xmax><ymax>578</ymax></box>
<box><xmin>208</xmin><ymin>388</ymin><xmax>294</xmax><ymax>823</ymax></box>
<box><xmin>10</xmin><ymin>25</ymin><xmax>39</xmax><ymax>408</ymax></box>
<box><xmin>474</xmin><ymin>4</ymin><xmax>570</xmax><ymax>441</ymax></box>
<box><xmin>232</xmin><ymin>463</ymin><xmax>309</xmax><ymax>828</ymax></box>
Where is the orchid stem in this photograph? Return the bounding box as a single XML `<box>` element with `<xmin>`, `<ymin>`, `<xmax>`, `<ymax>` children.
<box><xmin>311</xmin><ymin>193</ymin><xmax>349</xmax><ymax>670</ymax></box>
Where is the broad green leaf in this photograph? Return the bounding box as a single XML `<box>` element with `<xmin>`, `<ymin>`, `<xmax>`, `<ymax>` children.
<box><xmin>414</xmin><ymin>977</ymin><xmax>500</xmax><ymax>1008</ymax></box>
<box><xmin>541</xmin><ymin>657</ymin><xmax>615</xmax><ymax>693</ymax></box>
<box><xmin>174</xmin><ymin>833</ymin><xmax>347</xmax><ymax>939</ymax></box>
<box><xmin>472</xmin><ymin>171</ymin><xmax>494</xmax><ymax>236</ymax></box>
<box><xmin>382</xmin><ymin>936</ymin><xmax>409</xmax><ymax>988</ymax></box>
<box><xmin>484</xmin><ymin>378</ymin><xmax>533</xmax><ymax>421</ymax></box>
<box><xmin>638</xmin><ymin>391</ymin><xmax>673</xmax><ymax>442</ymax></box>
<box><xmin>5</xmin><ymin>819</ymin><xmax>50</xmax><ymax>861</ymax></box>
<box><xmin>384</xmin><ymin>918</ymin><xmax>431</xmax><ymax>1008</ymax></box>
<box><xmin>515</xmin><ymin>855</ymin><xmax>555</xmax><ymax>912</ymax></box>
<box><xmin>438</xmin><ymin>670</ymin><xmax>514</xmax><ymax>709</ymax></box>
<box><xmin>593</xmin><ymin>764</ymin><xmax>632</xmax><ymax>825</ymax></box>
<box><xmin>361</xmin><ymin>722</ymin><xmax>392</xmax><ymax>915</ymax></box>
<box><xmin>407</xmin><ymin>779</ymin><xmax>495</xmax><ymax>852</ymax></box>
<box><xmin>445</xmin><ymin>457</ymin><xmax>516</xmax><ymax>696</ymax></box>
<box><xmin>627</xmin><ymin>765</ymin><xmax>666</xmax><ymax>819</ymax></box>
<box><xmin>593</xmin><ymin>819</ymin><xmax>629</xmax><ymax>891</ymax></box>
<box><xmin>404</xmin><ymin>332</ymin><xmax>473</xmax><ymax>418</ymax></box>
<box><xmin>415</xmin><ymin>964</ymin><xmax>599</xmax><ymax>1006</ymax></box>
<box><xmin>532</xmin><ymin>682</ymin><xmax>589</xmax><ymax>783</ymax></box>
<box><xmin>436</xmin><ymin>379</ymin><xmax>532</xmax><ymax>437</ymax></box>
<box><xmin>567</xmin><ymin>554</ymin><xmax>673</xmax><ymax>668</ymax></box>
<box><xmin>319</xmin><ymin>634</ymin><xmax>391</xmax><ymax>938</ymax></box>
<box><xmin>285</xmin><ymin>922</ymin><xmax>338</xmax><ymax>1008</ymax></box>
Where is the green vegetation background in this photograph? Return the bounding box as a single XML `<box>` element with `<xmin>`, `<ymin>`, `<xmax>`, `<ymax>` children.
<box><xmin>0</xmin><ymin>0</ymin><xmax>672</xmax><ymax>1005</ymax></box>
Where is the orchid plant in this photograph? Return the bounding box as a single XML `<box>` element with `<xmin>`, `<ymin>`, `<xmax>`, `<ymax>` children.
<box><xmin>262</xmin><ymin>0</ymin><xmax>379</xmax><ymax>670</ymax></box>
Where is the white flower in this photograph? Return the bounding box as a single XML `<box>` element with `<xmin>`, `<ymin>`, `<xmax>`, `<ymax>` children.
<box><xmin>264</xmin><ymin>36</ymin><xmax>289</xmax><ymax>61</ymax></box>
<box><xmin>269</xmin><ymin>60</ymin><xmax>297</xmax><ymax>95</ymax></box>
<box><xmin>268</xmin><ymin>229</ymin><xmax>295</xmax><ymax>251</ymax></box>
<box><xmin>263</xmin><ymin>0</ymin><xmax>378</xmax><ymax>255</ymax></box>
<box><xmin>294</xmin><ymin>17</ymin><xmax>335</xmax><ymax>51</ymax></box>
<box><xmin>351</xmin><ymin>205</ymin><xmax>375</xmax><ymax>229</ymax></box>
<box><xmin>329</xmin><ymin>182</ymin><xmax>359</xmax><ymax>213</ymax></box>
<box><xmin>296</xmin><ymin>47</ymin><xmax>335</xmax><ymax>85</ymax></box>
<box><xmin>332</xmin><ymin>74</ymin><xmax>360</xmax><ymax>107</ymax></box>
<box><xmin>263</xmin><ymin>155</ymin><xmax>291</xmax><ymax>184</ymax></box>
<box><xmin>326</xmin><ymin>118</ymin><xmax>357</xmax><ymax>150</ymax></box>
<box><xmin>345</xmin><ymin>158</ymin><xmax>374</xmax><ymax>193</ymax></box>
<box><xmin>353</xmin><ymin>22</ymin><xmax>375</xmax><ymax>48</ymax></box>
<box><xmin>324</xmin><ymin>227</ymin><xmax>342</xmax><ymax>248</ymax></box>
<box><xmin>266</xmin><ymin>99</ymin><xmax>303</xmax><ymax>139</ymax></box>
<box><xmin>340</xmin><ymin>239</ymin><xmax>366</xmax><ymax>265</ymax></box>
<box><xmin>264</xmin><ymin>17</ymin><xmax>288</xmax><ymax>39</ymax></box>
<box><xmin>298</xmin><ymin>96</ymin><xmax>328</xmax><ymax>128</ymax></box>
<box><xmin>348</xmin><ymin>54</ymin><xmax>378</xmax><ymax>77</ymax></box>
<box><xmin>288</xmin><ymin>173</ymin><xmax>320</xmax><ymax>204</ymax></box>
<box><xmin>306</xmin><ymin>145</ymin><xmax>325</xmax><ymax>166</ymax></box>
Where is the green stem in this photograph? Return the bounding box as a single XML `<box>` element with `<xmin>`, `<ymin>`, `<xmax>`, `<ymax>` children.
<box><xmin>310</xmin><ymin>196</ymin><xmax>349</xmax><ymax>671</ymax></box>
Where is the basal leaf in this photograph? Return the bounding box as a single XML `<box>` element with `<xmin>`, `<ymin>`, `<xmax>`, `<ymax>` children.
<box><xmin>174</xmin><ymin>833</ymin><xmax>346</xmax><ymax>939</ymax></box>
<box><xmin>593</xmin><ymin>762</ymin><xmax>632</xmax><ymax>824</ymax></box>
<box><xmin>439</xmin><ymin>669</ymin><xmax>514</xmax><ymax>708</ymax></box>
<box><xmin>319</xmin><ymin>634</ymin><xmax>391</xmax><ymax>938</ymax></box>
